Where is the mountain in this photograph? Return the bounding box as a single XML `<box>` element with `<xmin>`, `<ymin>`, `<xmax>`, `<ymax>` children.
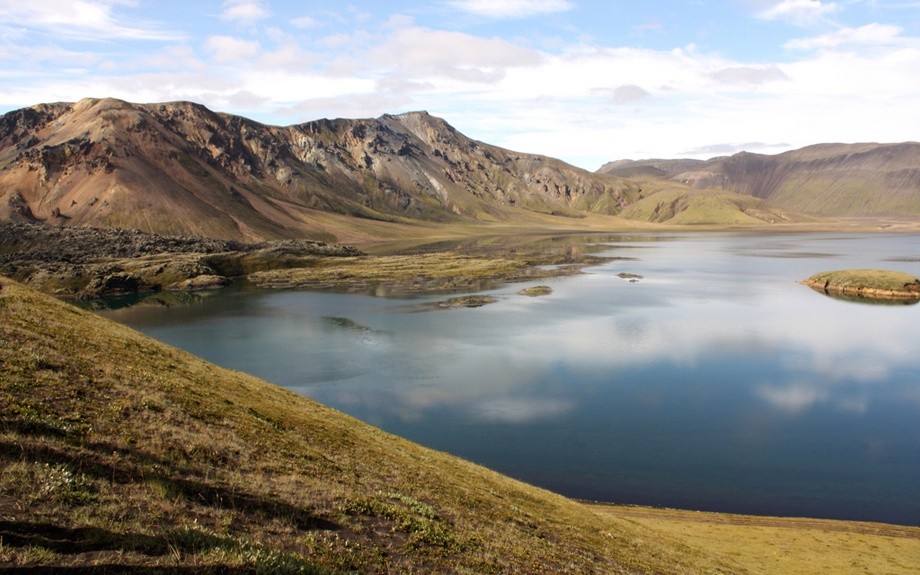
<box><xmin>600</xmin><ymin>143</ymin><xmax>920</xmax><ymax>217</ymax></box>
<box><xmin>597</xmin><ymin>158</ymin><xmax>704</xmax><ymax>179</ymax></box>
<box><xmin>0</xmin><ymin>98</ymin><xmax>641</xmax><ymax>242</ymax></box>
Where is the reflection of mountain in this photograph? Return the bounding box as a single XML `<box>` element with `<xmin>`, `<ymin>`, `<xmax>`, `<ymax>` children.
<box><xmin>599</xmin><ymin>142</ymin><xmax>920</xmax><ymax>217</ymax></box>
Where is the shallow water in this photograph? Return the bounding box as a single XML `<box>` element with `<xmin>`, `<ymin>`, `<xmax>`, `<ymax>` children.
<box><xmin>100</xmin><ymin>232</ymin><xmax>920</xmax><ymax>526</ymax></box>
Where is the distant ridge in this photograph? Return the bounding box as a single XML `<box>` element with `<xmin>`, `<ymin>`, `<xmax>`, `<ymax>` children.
<box><xmin>599</xmin><ymin>143</ymin><xmax>920</xmax><ymax>217</ymax></box>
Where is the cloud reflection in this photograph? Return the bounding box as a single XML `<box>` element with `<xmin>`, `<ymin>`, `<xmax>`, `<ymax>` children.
<box><xmin>758</xmin><ymin>383</ymin><xmax>827</xmax><ymax>413</ymax></box>
<box><xmin>472</xmin><ymin>396</ymin><xmax>575</xmax><ymax>424</ymax></box>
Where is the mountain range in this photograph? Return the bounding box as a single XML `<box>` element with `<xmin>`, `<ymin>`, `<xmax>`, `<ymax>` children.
<box><xmin>0</xmin><ymin>98</ymin><xmax>641</xmax><ymax>242</ymax></box>
<box><xmin>599</xmin><ymin>142</ymin><xmax>920</xmax><ymax>217</ymax></box>
<box><xmin>1</xmin><ymin>98</ymin><xmax>918</xmax><ymax>243</ymax></box>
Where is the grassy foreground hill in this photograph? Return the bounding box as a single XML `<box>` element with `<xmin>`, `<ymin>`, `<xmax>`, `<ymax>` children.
<box><xmin>0</xmin><ymin>276</ymin><xmax>734</xmax><ymax>573</ymax></box>
<box><xmin>3</xmin><ymin>277</ymin><xmax>920</xmax><ymax>573</ymax></box>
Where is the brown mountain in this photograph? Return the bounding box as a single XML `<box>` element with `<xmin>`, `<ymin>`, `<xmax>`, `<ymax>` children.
<box><xmin>0</xmin><ymin>98</ymin><xmax>641</xmax><ymax>242</ymax></box>
<box><xmin>601</xmin><ymin>143</ymin><xmax>920</xmax><ymax>217</ymax></box>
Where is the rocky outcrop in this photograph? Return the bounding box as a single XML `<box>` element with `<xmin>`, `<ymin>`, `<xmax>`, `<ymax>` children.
<box><xmin>0</xmin><ymin>222</ymin><xmax>361</xmax><ymax>297</ymax></box>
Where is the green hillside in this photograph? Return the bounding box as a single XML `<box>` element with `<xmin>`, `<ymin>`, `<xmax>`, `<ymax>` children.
<box><xmin>0</xmin><ymin>276</ymin><xmax>734</xmax><ymax>573</ymax></box>
<box><xmin>617</xmin><ymin>188</ymin><xmax>806</xmax><ymax>225</ymax></box>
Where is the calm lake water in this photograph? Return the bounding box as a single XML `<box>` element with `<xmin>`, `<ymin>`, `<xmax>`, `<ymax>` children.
<box><xmin>100</xmin><ymin>233</ymin><xmax>920</xmax><ymax>526</ymax></box>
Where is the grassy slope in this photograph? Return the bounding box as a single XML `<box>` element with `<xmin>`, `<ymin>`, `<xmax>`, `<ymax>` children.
<box><xmin>617</xmin><ymin>188</ymin><xmax>807</xmax><ymax>226</ymax></box>
<box><xmin>0</xmin><ymin>277</ymin><xmax>735</xmax><ymax>574</ymax></box>
<box><xmin>803</xmin><ymin>269</ymin><xmax>920</xmax><ymax>299</ymax></box>
<box><xmin>592</xmin><ymin>505</ymin><xmax>920</xmax><ymax>575</ymax></box>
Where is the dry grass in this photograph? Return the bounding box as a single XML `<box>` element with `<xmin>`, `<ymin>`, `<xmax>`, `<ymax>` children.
<box><xmin>803</xmin><ymin>269</ymin><xmax>920</xmax><ymax>300</ymax></box>
<box><xmin>246</xmin><ymin>234</ymin><xmax>613</xmax><ymax>295</ymax></box>
<box><xmin>591</xmin><ymin>505</ymin><xmax>920</xmax><ymax>575</ymax></box>
<box><xmin>518</xmin><ymin>286</ymin><xmax>553</xmax><ymax>297</ymax></box>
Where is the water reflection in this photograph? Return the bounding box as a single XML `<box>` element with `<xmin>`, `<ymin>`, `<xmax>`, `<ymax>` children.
<box><xmin>101</xmin><ymin>233</ymin><xmax>920</xmax><ymax>526</ymax></box>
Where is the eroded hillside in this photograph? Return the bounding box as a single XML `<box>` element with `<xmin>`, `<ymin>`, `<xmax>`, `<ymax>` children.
<box><xmin>0</xmin><ymin>98</ymin><xmax>641</xmax><ymax>241</ymax></box>
<box><xmin>0</xmin><ymin>276</ymin><xmax>740</xmax><ymax>573</ymax></box>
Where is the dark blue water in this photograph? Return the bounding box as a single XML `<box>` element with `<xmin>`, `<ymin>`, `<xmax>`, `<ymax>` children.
<box><xmin>100</xmin><ymin>233</ymin><xmax>920</xmax><ymax>526</ymax></box>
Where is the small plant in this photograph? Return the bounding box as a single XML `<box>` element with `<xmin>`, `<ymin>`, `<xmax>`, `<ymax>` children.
<box><xmin>341</xmin><ymin>492</ymin><xmax>460</xmax><ymax>553</ymax></box>
<box><xmin>33</xmin><ymin>463</ymin><xmax>96</xmax><ymax>505</ymax></box>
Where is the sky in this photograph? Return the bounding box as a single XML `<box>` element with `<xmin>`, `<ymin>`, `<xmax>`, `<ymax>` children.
<box><xmin>1</xmin><ymin>0</ymin><xmax>919</xmax><ymax>170</ymax></box>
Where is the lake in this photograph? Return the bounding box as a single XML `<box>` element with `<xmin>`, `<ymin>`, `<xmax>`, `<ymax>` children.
<box><xmin>99</xmin><ymin>232</ymin><xmax>920</xmax><ymax>526</ymax></box>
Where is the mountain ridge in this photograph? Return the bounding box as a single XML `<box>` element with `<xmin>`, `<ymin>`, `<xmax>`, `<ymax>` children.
<box><xmin>5</xmin><ymin>97</ymin><xmax>915</xmax><ymax>242</ymax></box>
<box><xmin>0</xmin><ymin>98</ymin><xmax>642</xmax><ymax>242</ymax></box>
<box><xmin>599</xmin><ymin>142</ymin><xmax>920</xmax><ymax>217</ymax></box>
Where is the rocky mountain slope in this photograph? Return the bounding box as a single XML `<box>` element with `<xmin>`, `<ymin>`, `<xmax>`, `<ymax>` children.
<box><xmin>0</xmin><ymin>98</ymin><xmax>642</xmax><ymax>242</ymax></box>
<box><xmin>600</xmin><ymin>143</ymin><xmax>920</xmax><ymax>217</ymax></box>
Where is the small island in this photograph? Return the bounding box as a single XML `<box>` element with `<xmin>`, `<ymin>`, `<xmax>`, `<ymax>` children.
<box><xmin>803</xmin><ymin>269</ymin><xmax>920</xmax><ymax>300</ymax></box>
<box><xmin>518</xmin><ymin>285</ymin><xmax>553</xmax><ymax>297</ymax></box>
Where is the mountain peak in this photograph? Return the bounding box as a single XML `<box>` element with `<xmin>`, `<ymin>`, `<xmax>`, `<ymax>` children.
<box><xmin>0</xmin><ymin>98</ymin><xmax>630</xmax><ymax>241</ymax></box>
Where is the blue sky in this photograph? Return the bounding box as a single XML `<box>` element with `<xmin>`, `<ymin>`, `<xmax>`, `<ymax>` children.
<box><xmin>1</xmin><ymin>0</ymin><xmax>919</xmax><ymax>169</ymax></box>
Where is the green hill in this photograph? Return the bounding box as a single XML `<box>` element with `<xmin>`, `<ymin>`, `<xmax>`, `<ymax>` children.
<box><xmin>617</xmin><ymin>188</ymin><xmax>808</xmax><ymax>225</ymax></box>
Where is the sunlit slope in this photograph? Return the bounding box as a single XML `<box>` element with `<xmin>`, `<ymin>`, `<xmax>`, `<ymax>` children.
<box><xmin>0</xmin><ymin>277</ymin><xmax>739</xmax><ymax>574</ymax></box>
<box><xmin>0</xmin><ymin>98</ymin><xmax>644</xmax><ymax>242</ymax></box>
<box><xmin>617</xmin><ymin>188</ymin><xmax>809</xmax><ymax>225</ymax></box>
<box><xmin>669</xmin><ymin>143</ymin><xmax>920</xmax><ymax>216</ymax></box>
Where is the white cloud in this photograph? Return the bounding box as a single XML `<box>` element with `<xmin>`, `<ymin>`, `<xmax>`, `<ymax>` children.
<box><xmin>291</xmin><ymin>15</ymin><xmax>318</xmax><ymax>29</ymax></box>
<box><xmin>142</xmin><ymin>44</ymin><xmax>205</xmax><ymax>71</ymax></box>
<box><xmin>756</xmin><ymin>0</ymin><xmax>838</xmax><ymax>25</ymax></box>
<box><xmin>758</xmin><ymin>384</ymin><xmax>827</xmax><ymax>413</ymax></box>
<box><xmin>220</xmin><ymin>0</ymin><xmax>268</xmax><ymax>24</ymax></box>
<box><xmin>257</xmin><ymin>42</ymin><xmax>320</xmax><ymax>72</ymax></box>
<box><xmin>445</xmin><ymin>0</ymin><xmax>573</xmax><ymax>19</ymax></box>
<box><xmin>473</xmin><ymin>396</ymin><xmax>575</xmax><ymax>424</ymax></box>
<box><xmin>204</xmin><ymin>35</ymin><xmax>261</xmax><ymax>63</ymax></box>
<box><xmin>612</xmin><ymin>84</ymin><xmax>652</xmax><ymax>104</ymax></box>
<box><xmin>710</xmin><ymin>65</ymin><xmax>789</xmax><ymax>86</ymax></box>
<box><xmin>371</xmin><ymin>26</ymin><xmax>544</xmax><ymax>84</ymax></box>
<box><xmin>784</xmin><ymin>23</ymin><xmax>905</xmax><ymax>50</ymax></box>
<box><xmin>0</xmin><ymin>0</ymin><xmax>182</xmax><ymax>40</ymax></box>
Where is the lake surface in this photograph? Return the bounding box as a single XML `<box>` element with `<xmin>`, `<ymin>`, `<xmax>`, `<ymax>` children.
<box><xmin>100</xmin><ymin>233</ymin><xmax>920</xmax><ymax>526</ymax></box>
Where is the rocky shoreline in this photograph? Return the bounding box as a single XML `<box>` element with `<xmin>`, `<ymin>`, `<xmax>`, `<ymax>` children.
<box><xmin>1</xmin><ymin>223</ymin><xmax>610</xmax><ymax>301</ymax></box>
<box><xmin>803</xmin><ymin>269</ymin><xmax>920</xmax><ymax>301</ymax></box>
<box><xmin>0</xmin><ymin>222</ymin><xmax>362</xmax><ymax>298</ymax></box>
